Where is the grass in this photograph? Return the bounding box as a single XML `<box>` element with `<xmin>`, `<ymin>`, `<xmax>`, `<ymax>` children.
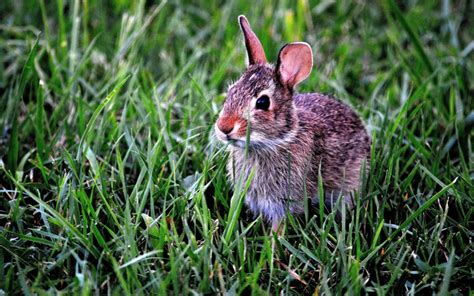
<box><xmin>0</xmin><ymin>0</ymin><xmax>473</xmax><ymax>294</ymax></box>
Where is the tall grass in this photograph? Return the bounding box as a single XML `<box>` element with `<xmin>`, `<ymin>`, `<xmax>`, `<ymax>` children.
<box><xmin>0</xmin><ymin>0</ymin><xmax>473</xmax><ymax>294</ymax></box>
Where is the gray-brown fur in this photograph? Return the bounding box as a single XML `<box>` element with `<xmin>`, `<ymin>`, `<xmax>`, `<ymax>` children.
<box><xmin>215</xmin><ymin>16</ymin><xmax>371</xmax><ymax>229</ymax></box>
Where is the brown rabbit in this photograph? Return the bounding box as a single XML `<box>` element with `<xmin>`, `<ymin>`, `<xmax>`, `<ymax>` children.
<box><xmin>215</xmin><ymin>15</ymin><xmax>371</xmax><ymax>231</ymax></box>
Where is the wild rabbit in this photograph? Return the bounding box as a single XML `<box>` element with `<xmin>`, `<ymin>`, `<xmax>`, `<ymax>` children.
<box><xmin>215</xmin><ymin>15</ymin><xmax>371</xmax><ymax>231</ymax></box>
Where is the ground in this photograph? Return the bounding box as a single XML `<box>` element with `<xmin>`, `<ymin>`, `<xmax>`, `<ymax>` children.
<box><xmin>0</xmin><ymin>0</ymin><xmax>473</xmax><ymax>294</ymax></box>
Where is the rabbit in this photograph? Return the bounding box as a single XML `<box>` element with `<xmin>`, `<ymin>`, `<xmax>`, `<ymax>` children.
<box><xmin>215</xmin><ymin>15</ymin><xmax>371</xmax><ymax>232</ymax></box>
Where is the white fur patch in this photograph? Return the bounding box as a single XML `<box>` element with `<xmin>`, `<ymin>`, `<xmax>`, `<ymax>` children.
<box><xmin>251</xmin><ymin>129</ymin><xmax>297</xmax><ymax>149</ymax></box>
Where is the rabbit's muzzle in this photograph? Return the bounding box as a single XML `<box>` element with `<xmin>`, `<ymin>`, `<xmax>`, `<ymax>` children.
<box><xmin>216</xmin><ymin>116</ymin><xmax>237</xmax><ymax>135</ymax></box>
<box><xmin>215</xmin><ymin>115</ymin><xmax>248</xmax><ymax>143</ymax></box>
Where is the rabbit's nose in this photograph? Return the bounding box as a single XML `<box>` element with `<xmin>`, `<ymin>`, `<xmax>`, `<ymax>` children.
<box><xmin>217</xmin><ymin>117</ymin><xmax>236</xmax><ymax>135</ymax></box>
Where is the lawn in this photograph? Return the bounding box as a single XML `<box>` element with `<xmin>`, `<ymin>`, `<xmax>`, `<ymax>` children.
<box><xmin>0</xmin><ymin>0</ymin><xmax>473</xmax><ymax>294</ymax></box>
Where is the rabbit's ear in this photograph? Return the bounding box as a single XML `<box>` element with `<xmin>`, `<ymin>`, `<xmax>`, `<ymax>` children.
<box><xmin>276</xmin><ymin>42</ymin><xmax>313</xmax><ymax>88</ymax></box>
<box><xmin>239</xmin><ymin>15</ymin><xmax>267</xmax><ymax>65</ymax></box>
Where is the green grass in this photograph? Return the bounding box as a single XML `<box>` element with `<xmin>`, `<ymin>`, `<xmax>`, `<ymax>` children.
<box><xmin>0</xmin><ymin>0</ymin><xmax>473</xmax><ymax>294</ymax></box>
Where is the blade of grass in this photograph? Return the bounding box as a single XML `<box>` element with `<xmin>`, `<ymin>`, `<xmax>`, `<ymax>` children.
<box><xmin>7</xmin><ymin>38</ymin><xmax>39</xmax><ymax>174</ymax></box>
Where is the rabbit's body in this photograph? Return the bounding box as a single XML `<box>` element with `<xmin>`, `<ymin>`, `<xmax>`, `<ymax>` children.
<box><xmin>215</xmin><ymin>17</ymin><xmax>370</xmax><ymax>230</ymax></box>
<box><xmin>227</xmin><ymin>66</ymin><xmax>370</xmax><ymax>227</ymax></box>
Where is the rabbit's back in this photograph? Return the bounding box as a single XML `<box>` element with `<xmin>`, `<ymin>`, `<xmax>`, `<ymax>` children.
<box><xmin>294</xmin><ymin>93</ymin><xmax>371</xmax><ymax>196</ymax></box>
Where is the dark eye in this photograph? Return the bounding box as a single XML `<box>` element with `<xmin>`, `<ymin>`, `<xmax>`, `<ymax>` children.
<box><xmin>256</xmin><ymin>95</ymin><xmax>270</xmax><ymax>110</ymax></box>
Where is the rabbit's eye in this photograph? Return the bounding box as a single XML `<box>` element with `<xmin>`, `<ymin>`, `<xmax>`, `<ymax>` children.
<box><xmin>256</xmin><ymin>95</ymin><xmax>270</xmax><ymax>110</ymax></box>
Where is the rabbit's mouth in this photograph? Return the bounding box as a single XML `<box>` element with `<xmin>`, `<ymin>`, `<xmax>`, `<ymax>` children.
<box><xmin>215</xmin><ymin>122</ymin><xmax>244</xmax><ymax>142</ymax></box>
<box><xmin>221</xmin><ymin>135</ymin><xmax>251</xmax><ymax>149</ymax></box>
<box><xmin>227</xmin><ymin>138</ymin><xmax>251</xmax><ymax>148</ymax></box>
<box><xmin>215</xmin><ymin>129</ymin><xmax>252</xmax><ymax>148</ymax></box>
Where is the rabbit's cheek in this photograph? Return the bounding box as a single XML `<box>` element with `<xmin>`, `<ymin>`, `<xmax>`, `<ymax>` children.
<box><xmin>253</xmin><ymin>111</ymin><xmax>274</xmax><ymax>126</ymax></box>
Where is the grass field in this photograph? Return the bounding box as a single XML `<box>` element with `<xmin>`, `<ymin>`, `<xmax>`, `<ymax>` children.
<box><xmin>0</xmin><ymin>0</ymin><xmax>473</xmax><ymax>294</ymax></box>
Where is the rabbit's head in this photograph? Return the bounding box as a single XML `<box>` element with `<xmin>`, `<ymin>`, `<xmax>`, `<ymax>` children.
<box><xmin>215</xmin><ymin>15</ymin><xmax>313</xmax><ymax>149</ymax></box>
